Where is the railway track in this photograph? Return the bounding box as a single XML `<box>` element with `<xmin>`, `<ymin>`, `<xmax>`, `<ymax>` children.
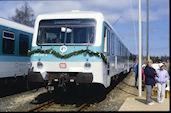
<box><xmin>25</xmin><ymin>99</ymin><xmax>54</xmax><ymax>112</ymax></box>
<box><xmin>25</xmin><ymin>99</ymin><xmax>90</xmax><ymax>112</ymax></box>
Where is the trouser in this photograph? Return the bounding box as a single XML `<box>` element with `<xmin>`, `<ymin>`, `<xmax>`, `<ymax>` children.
<box><xmin>146</xmin><ymin>85</ymin><xmax>153</xmax><ymax>103</ymax></box>
<box><xmin>135</xmin><ymin>74</ymin><xmax>138</xmax><ymax>87</ymax></box>
<box><xmin>142</xmin><ymin>82</ymin><xmax>145</xmax><ymax>90</ymax></box>
<box><xmin>157</xmin><ymin>83</ymin><xmax>166</xmax><ymax>101</ymax></box>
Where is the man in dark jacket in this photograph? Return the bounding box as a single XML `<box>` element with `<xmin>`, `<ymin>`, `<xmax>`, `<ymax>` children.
<box><xmin>144</xmin><ymin>60</ymin><xmax>156</xmax><ymax>105</ymax></box>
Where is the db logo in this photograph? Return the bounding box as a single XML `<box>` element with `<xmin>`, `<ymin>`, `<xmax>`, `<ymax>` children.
<box><xmin>60</xmin><ymin>45</ymin><xmax>67</xmax><ymax>53</ymax></box>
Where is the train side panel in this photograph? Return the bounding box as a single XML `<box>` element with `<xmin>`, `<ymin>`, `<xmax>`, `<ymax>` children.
<box><xmin>0</xmin><ymin>24</ymin><xmax>33</xmax><ymax>79</ymax></box>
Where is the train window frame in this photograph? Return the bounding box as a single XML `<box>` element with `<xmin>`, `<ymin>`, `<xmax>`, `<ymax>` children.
<box><xmin>110</xmin><ymin>33</ymin><xmax>112</xmax><ymax>55</ymax></box>
<box><xmin>111</xmin><ymin>33</ymin><xmax>114</xmax><ymax>55</ymax></box>
<box><xmin>118</xmin><ymin>40</ymin><xmax>121</xmax><ymax>56</ymax></box>
<box><xmin>113</xmin><ymin>34</ymin><xmax>115</xmax><ymax>55</ymax></box>
<box><xmin>2</xmin><ymin>30</ymin><xmax>15</xmax><ymax>54</ymax></box>
<box><xmin>103</xmin><ymin>26</ymin><xmax>108</xmax><ymax>53</ymax></box>
<box><xmin>121</xmin><ymin>42</ymin><xmax>123</xmax><ymax>56</ymax></box>
<box><xmin>121</xmin><ymin>42</ymin><xmax>122</xmax><ymax>56</ymax></box>
<box><xmin>117</xmin><ymin>38</ymin><xmax>119</xmax><ymax>56</ymax></box>
<box><xmin>107</xmin><ymin>30</ymin><xmax>110</xmax><ymax>54</ymax></box>
<box><xmin>104</xmin><ymin>22</ymin><xmax>113</xmax><ymax>54</ymax></box>
<box><xmin>19</xmin><ymin>34</ymin><xmax>29</xmax><ymax>56</ymax></box>
<box><xmin>3</xmin><ymin>31</ymin><xmax>15</xmax><ymax>40</ymax></box>
<box><xmin>117</xmin><ymin>39</ymin><xmax>119</xmax><ymax>56</ymax></box>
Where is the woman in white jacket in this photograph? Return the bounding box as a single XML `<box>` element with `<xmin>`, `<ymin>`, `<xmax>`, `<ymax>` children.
<box><xmin>155</xmin><ymin>63</ymin><xmax>170</xmax><ymax>103</ymax></box>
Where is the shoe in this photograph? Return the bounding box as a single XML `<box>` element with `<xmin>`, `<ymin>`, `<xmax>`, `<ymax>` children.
<box><xmin>147</xmin><ymin>102</ymin><xmax>154</xmax><ymax>105</ymax></box>
<box><xmin>160</xmin><ymin>100</ymin><xmax>164</xmax><ymax>103</ymax></box>
<box><xmin>157</xmin><ymin>100</ymin><xmax>161</xmax><ymax>103</ymax></box>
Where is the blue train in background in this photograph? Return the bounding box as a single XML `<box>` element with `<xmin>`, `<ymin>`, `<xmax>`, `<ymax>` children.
<box><xmin>0</xmin><ymin>17</ymin><xmax>33</xmax><ymax>87</ymax></box>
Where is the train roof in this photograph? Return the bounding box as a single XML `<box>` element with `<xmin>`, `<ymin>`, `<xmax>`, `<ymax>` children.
<box><xmin>35</xmin><ymin>11</ymin><xmax>121</xmax><ymax>40</ymax></box>
<box><xmin>0</xmin><ymin>17</ymin><xmax>34</xmax><ymax>34</ymax></box>
<box><xmin>36</xmin><ymin>10</ymin><xmax>104</xmax><ymax>21</ymax></box>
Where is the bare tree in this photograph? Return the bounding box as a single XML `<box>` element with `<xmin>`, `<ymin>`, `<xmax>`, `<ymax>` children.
<box><xmin>9</xmin><ymin>2</ymin><xmax>35</xmax><ymax>27</ymax></box>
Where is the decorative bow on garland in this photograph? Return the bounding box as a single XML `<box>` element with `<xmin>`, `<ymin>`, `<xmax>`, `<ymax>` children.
<box><xmin>28</xmin><ymin>49</ymin><xmax>108</xmax><ymax>64</ymax></box>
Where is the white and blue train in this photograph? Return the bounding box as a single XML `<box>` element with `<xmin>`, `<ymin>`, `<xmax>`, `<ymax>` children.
<box><xmin>29</xmin><ymin>11</ymin><xmax>134</xmax><ymax>89</ymax></box>
<box><xmin>0</xmin><ymin>17</ymin><xmax>33</xmax><ymax>85</ymax></box>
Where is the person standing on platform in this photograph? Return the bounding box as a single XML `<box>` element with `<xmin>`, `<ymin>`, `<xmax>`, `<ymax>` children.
<box><xmin>155</xmin><ymin>63</ymin><xmax>170</xmax><ymax>103</ymax></box>
<box><xmin>142</xmin><ymin>64</ymin><xmax>146</xmax><ymax>91</ymax></box>
<box><xmin>144</xmin><ymin>60</ymin><xmax>156</xmax><ymax>105</ymax></box>
<box><xmin>133</xmin><ymin>58</ymin><xmax>138</xmax><ymax>89</ymax></box>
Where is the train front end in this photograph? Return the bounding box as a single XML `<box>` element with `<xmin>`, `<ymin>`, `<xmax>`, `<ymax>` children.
<box><xmin>29</xmin><ymin>12</ymin><xmax>108</xmax><ymax>88</ymax></box>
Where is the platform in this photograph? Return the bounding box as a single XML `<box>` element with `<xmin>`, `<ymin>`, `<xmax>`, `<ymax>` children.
<box><xmin>119</xmin><ymin>95</ymin><xmax>170</xmax><ymax>111</ymax></box>
<box><xmin>118</xmin><ymin>74</ymin><xmax>170</xmax><ymax>111</ymax></box>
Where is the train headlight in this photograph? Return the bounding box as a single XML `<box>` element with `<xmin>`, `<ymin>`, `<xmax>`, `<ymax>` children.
<box><xmin>37</xmin><ymin>62</ymin><xmax>43</xmax><ymax>69</ymax></box>
<box><xmin>84</xmin><ymin>62</ymin><xmax>91</xmax><ymax>68</ymax></box>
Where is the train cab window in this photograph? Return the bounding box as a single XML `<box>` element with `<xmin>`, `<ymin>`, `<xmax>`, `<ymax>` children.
<box><xmin>19</xmin><ymin>34</ymin><xmax>29</xmax><ymax>56</ymax></box>
<box><xmin>2</xmin><ymin>31</ymin><xmax>15</xmax><ymax>54</ymax></box>
<box><xmin>37</xmin><ymin>19</ymin><xmax>96</xmax><ymax>45</ymax></box>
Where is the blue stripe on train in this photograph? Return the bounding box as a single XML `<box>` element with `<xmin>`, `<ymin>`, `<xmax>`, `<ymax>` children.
<box><xmin>30</xmin><ymin>46</ymin><xmax>104</xmax><ymax>62</ymax></box>
<box><xmin>0</xmin><ymin>56</ymin><xmax>30</xmax><ymax>62</ymax></box>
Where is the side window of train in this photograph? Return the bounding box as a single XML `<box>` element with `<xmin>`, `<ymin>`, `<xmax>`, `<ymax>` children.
<box><xmin>111</xmin><ymin>33</ymin><xmax>114</xmax><ymax>55</ymax></box>
<box><xmin>110</xmin><ymin>33</ymin><xmax>112</xmax><ymax>55</ymax></box>
<box><xmin>107</xmin><ymin>30</ymin><xmax>110</xmax><ymax>54</ymax></box>
<box><xmin>2</xmin><ymin>31</ymin><xmax>15</xmax><ymax>54</ymax></box>
<box><xmin>119</xmin><ymin>41</ymin><xmax>121</xmax><ymax>56</ymax></box>
<box><xmin>120</xmin><ymin>42</ymin><xmax>122</xmax><ymax>56</ymax></box>
<box><xmin>115</xmin><ymin>37</ymin><xmax>117</xmax><ymax>56</ymax></box>
<box><xmin>19</xmin><ymin>34</ymin><xmax>29</xmax><ymax>56</ymax></box>
<box><xmin>103</xmin><ymin>27</ymin><xmax>108</xmax><ymax>52</ymax></box>
<box><xmin>118</xmin><ymin>40</ymin><xmax>119</xmax><ymax>56</ymax></box>
<box><xmin>120</xmin><ymin>43</ymin><xmax>122</xmax><ymax>56</ymax></box>
<box><xmin>117</xmin><ymin>38</ymin><xmax>119</xmax><ymax>56</ymax></box>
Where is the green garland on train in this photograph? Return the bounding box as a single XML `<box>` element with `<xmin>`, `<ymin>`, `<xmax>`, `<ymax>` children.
<box><xmin>28</xmin><ymin>48</ymin><xmax>108</xmax><ymax>64</ymax></box>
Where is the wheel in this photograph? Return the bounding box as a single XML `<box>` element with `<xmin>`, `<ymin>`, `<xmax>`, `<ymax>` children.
<box><xmin>90</xmin><ymin>84</ymin><xmax>106</xmax><ymax>102</ymax></box>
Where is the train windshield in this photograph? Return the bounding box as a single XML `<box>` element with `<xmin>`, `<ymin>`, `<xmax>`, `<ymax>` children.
<box><xmin>37</xmin><ymin>19</ymin><xmax>96</xmax><ymax>45</ymax></box>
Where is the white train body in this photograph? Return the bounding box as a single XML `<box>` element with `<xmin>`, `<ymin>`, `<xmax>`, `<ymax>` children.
<box><xmin>30</xmin><ymin>11</ymin><xmax>134</xmax><ymax>88</ymax></box>
<box><xmin>0</xmin><ymin>18</ymin><xmax>33</xmax><ymax>79</ymax></box>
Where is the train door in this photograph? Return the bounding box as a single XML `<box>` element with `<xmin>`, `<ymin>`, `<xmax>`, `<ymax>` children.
<box><xmin>110</xmin><ymin>33</ymin><xmax>115</xmax><ymax>76</ymax></box>
<box><xmin>18</xmin><ymin>33</ymin><xmax>30</xmax><ymax>76</ymax></box>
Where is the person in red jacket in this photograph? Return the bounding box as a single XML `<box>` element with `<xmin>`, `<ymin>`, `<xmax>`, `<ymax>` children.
<box><xmin>142</xmin><ymin>64</ymin><xmax>146</xmax><ymax>91</ymax></box>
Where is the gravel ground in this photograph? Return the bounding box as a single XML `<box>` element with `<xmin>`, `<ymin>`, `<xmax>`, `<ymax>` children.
<box><xmin>0</xmin><ymin>71</ymin><xmax>143</xmax><ymax>112</ymax></box>
<box><xmin>0</xmin><ymin>87</ymin><xmax>49</xmax><ymax>112</ymax></box>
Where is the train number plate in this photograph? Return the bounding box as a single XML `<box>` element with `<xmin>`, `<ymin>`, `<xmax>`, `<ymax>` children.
<box><xmin>59</xmin><ymin>63</ymin><xmax>67</xmax><ymax>69</ymax></box>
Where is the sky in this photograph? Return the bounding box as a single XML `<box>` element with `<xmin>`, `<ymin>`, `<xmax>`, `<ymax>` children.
<box><xmin>0</xmin><ymin>0</ymin><xmax>169</xmax><ymax>56</ymax></box>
